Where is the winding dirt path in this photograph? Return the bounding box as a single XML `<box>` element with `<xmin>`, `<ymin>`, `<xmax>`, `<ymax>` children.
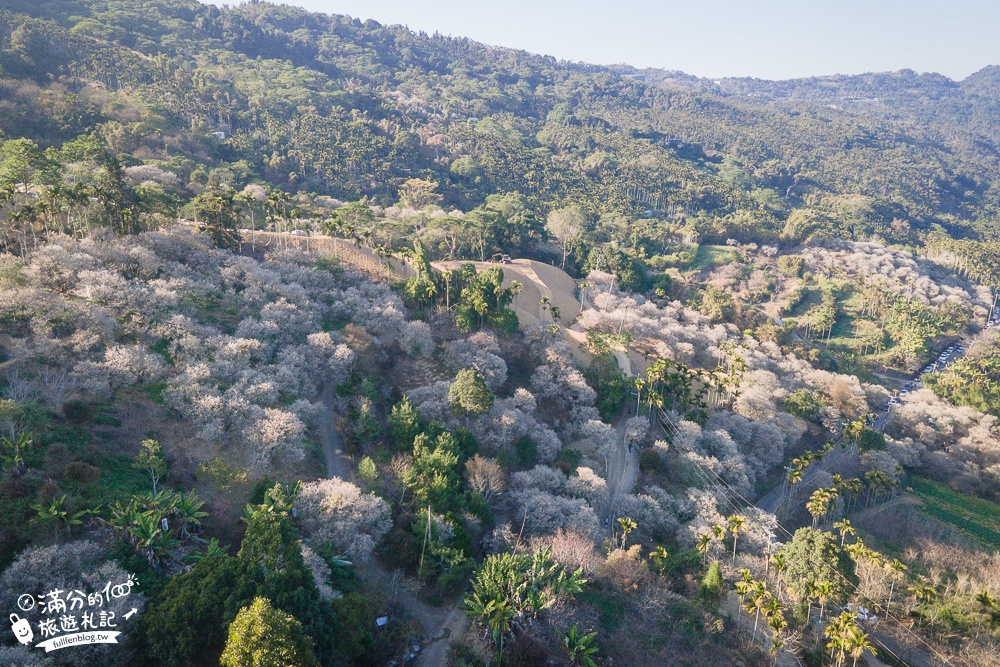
<box><xmin>319</xmin><ymin>381</ymin><xmax>349</xmax><ymax>481</ymax></box>
<box><xmin>598</xmin><ymin>412</ymin><xmax>641</xmax><ymax>538</ymax></box>
<box><xmin>575</xmin><ymin>284</ymin><xmax>642</xmax><ymax>536</ymax></box>
<box><xmin>319</xmin><ymin>378</ymin><xmax>466</xmax><ymax>665</ymax></box>
<box><xmin>355</xmin><ymin>561</ymin><xmax>468</xmax><ymax>667</ymax></box>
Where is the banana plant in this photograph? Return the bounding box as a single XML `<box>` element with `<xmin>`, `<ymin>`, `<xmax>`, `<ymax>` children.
<box><xmin>188</xmin><ymin>538</ymin><xmax>230</xmax><ymax>563</ymax></box>
<box><xmin>559</xmin><ymin>625</ymin><xmax>599</xmax><ymax>667</ymax></box>
<box><xmin>526</xmin><ymin>588</ymin><xmax>549</xmax><ymax>618</ymax></box>
<box><xmin>139</xmin><ymin>489</ymin><xmax>178</xmax><ymax>515</ymax></box>
<box><xmin>244</xmin><ymin>481</ymin><xmax>302</xmax><ymax>521</ymax></box>
<box><xmin>1</xmin><ymin>432</ymin><xmax>33</xmax><ymax>475</ymax></box>
<box><xmin>464</xmin><ymin>593</ymin><xmax>513</xmax><ymax>663</ymax></box>
<box><xmin>553</xmin><ymin>565</ymin><xmax>587</xmax><ymax>599</ymax></box>
<box><xmin>174</xmin><ymin>491</ymin><xmax>208</xmax><ymax>539</ymax></box>
<box><xmin>128</xmin><ymin>511</ymin><xmax>180</xmax><ymax>566</ymax></box>
<box><xmin>106</xmin><ymin>498</ymin><xmax>140</xmax><ymax>541</ymax></box>
<box><xmin>31</xmin><ymin>495</ymin><xmax>92</xmax><ymax>538</ymax></box>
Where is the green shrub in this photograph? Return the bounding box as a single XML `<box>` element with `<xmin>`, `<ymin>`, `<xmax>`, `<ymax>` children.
<box><xmin>329</xmin><ymin>593</ymin><xmax>374</xmax><ymax>661</ymax></box>
<box><xmin>782</xmin><ymin>388</ymin><xmax>826</xmax><ymax>422</ymax></box>
<box><xmin>699</xmin><ymin>561</ymin><xmax>723</xmax><ymax>602</ymax></box>
<box><xmin>639</xmin><ymin>448</ymin><xmax>664</xmax><ymax>474</ymax></box>
<box><xmin>585</xmin><ymin>355</ymin><xmax>629</xmax><ymax>421</ymax></box>
<box><xmin>62</xmin><ymin>399</ymin><xmax>92</xmax><ymax>424</ymax></box>
<box><xmin>554</xmin><ymin>447</ymin><xmax>582</xmax><ymax>475</ymax></box>
<box><xmin>514</xmin><ymin>436</ymin><xmax>538</xmax><ymax>469</ymax></box>
<box><xmin>64</xmin><ymin>461</ymin><xmax>101</xmax><ymax>486</ymax></box>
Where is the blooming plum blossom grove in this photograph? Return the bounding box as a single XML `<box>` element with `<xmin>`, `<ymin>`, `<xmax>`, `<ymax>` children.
<box><xmin>0</xmin><ymin>229</ymin><xmax>410</xmax><ymax>473</ymax></box>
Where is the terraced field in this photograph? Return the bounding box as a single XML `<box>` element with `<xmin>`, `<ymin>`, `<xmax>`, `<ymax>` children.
<box><xmin>910</xmin><ymin>476</ymin><xmax>1000</xmax><ymax>548</ymax></box>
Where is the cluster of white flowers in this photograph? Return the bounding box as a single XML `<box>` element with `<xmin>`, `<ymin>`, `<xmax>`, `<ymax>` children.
<box><xmin>295</xmin><ymin>478</ymin><xmax>393</xmax><ymax>561</ymax></box>
<box><xmin>300</xmin><ymin>544</ymin><xmax>340</xmax><ymax>601</ymax></box>
<box><xmin>800</xmin><ymin>241</ymin><xmax>992</xmax><ymax>310</ymax></box>
<box><xmin>887</xmin><ymin>388</ymin><xmax>1000</xmax><ymax>495</ymax></box>
<box><xmin>507</xmin><ymin>464</ymin><xmax>601</xmax><ymax>538</ymax></box>
<box><xmin>406</xmin><ymin>381</ymin><xmax>563</xmax><ymax>463</ymax></box>
<box><xmin>399</xmin><ymin>320</ymin><xmax>434</xmax><ymax>357</ymax></box>
<box><xmin>0</xmin><ymin>230</ymin><xmax>415</xmax><ymax>474</ymax></box>
<box><xmin>669</xmin><ymin>411</ymin><xmax>795</xmax><ymax>497</ymax></box>
<box><xmin>445</xmin><ymin>332</ymin><xmax>507</xmax><ymax>390</ymax></box>
<box><xmin>526</xmin><ymin>326</ymin><xmax>601</xmax><ymax>431</ymax></box>
<box><xmin>582</xmin><ymin>273</ymin><xmax>734</xmax><ymax>368</ymax></box>
<box><xmin>124</xmin><ymin>164</ymin><xmax>182</xmax><ymax>189</ymax></box>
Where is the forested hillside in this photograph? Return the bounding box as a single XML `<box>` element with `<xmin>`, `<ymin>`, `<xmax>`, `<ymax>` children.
<box><xmin>4</xmin><ymin>0</ymin><xmax>1000</xmax><ymax>244</ymax></box>
<box><xmin>1</xmin><ymin>2</ymin><xmax>1000</xmax><ymax>667</ymax></box>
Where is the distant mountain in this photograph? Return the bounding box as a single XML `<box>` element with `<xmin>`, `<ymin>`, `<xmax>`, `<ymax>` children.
<box><xmin>626</xmin><ymin>65</ymin><xmax>1000</xmax><ymax>150</ymax></box>
<box><xmin>1</xmin><ymin>0</ymin><xmax>999</xmax><ymax>240</ymax></box>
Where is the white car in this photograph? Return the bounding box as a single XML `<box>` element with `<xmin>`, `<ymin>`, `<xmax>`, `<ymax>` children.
<box><xmin>847</xmin><ymin>603</ymin><xmax>878</xmax><ymax>625</ymax></box>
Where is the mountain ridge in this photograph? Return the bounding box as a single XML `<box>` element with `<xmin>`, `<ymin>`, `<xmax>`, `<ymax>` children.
<box><xmin>1</xmin><ymin>0</ymin><xmax>999</xmax><ymax>239</ymax></box>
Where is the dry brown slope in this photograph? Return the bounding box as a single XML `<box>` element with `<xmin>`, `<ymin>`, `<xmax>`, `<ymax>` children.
<box><xmin>431</xmin><ymin>258</ymin><xmax>582</xmax><ymax>327</ymax></box>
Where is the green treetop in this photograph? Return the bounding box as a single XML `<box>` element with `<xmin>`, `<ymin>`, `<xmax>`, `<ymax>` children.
<box><xmin>220</xmin><ymin>597</ymin><xmax>319</xmax><ymax>667</ymax></box>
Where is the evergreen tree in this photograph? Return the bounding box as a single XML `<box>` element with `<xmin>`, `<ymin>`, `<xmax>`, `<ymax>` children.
<box><xmin>220</xmin><ymin>597</ymin><xmax>319</xmax><ymax>667</ymax></box>
<box><xmin>388</xmin><ymin>397</ymin><xmax>422</xmax><ymax>451</ymax></box>
<box><xmin>97</xmin><ymin>152</ymin><xmax>141</xmax><ymax>235</ymax></box>
<box><xmin>700</xmin><ymin>561</ymin><xmax>724</xmax><ymax>602</ymax></box>
<box><xmin>780</xmin><ymin>528</ymin><xmax>857</xmax><ymax>605</ymax></box>
<box><xmin>449</xmin><ymin>369</ymin><xmax>494</xmax><ymax>418</ymax></box>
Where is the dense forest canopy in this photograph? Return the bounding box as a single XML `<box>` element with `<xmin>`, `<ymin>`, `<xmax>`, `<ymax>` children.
<box><xmin>1</xmin><ymin>0</ymin><xmax>1000</xmax><ymax>246</ymax></box>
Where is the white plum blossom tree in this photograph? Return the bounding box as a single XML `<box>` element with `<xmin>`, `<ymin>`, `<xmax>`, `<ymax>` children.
<box><xmin>295</xmin><ymin>478</ymin><xmax>392</xmax><ymax>561</ymax></box>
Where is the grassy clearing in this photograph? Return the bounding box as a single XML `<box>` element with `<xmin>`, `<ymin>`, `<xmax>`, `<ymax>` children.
<box><xmin>689</xmin><ymin>245</ymin><xmax>741</xmax><ymax>272</ymax></box>
<box><xmin>824</xmin><ymin>313</ymin><xmax>859</xmax><ymax>348</ymax></box>
<box><xmin>74</xmin><ymin>452</ymin><xmax>151</xmax><ymax>508</ymax></box>
<box><xmin>910</xmin><ymin>477</ymin><xmax>1000</xmax><ymax>548</ymax></box>
<box><xmin>579</xmin><ymin>582</ymin><xmax>627</xmax><ymax>631</ymax></box>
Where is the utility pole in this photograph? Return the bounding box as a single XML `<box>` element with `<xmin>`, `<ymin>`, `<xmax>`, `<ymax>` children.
<box><xmin>778</xmin><ymin>465</ymin><xmax>794</xmax><ymax>523</ymax></box>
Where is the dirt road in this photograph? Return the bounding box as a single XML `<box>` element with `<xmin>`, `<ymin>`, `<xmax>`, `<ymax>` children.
<box><xmin>598</xmin><ymin>411</ymin><xmax>641</xmax><ymax>538</ymax></box>
<box><xmin>431</xmin><ymin>258</ymin><xmax>582</xmax><ymax>327</ymax></box>
<box><xmin>319</xmin><ymin>381</ymin><xmax>349</xmax><ymax>481</ymax></box>
<box><xmin>356</xmin><ymin>561</ymin><xmax>468</xmax><ymax>667</ymax></box>
<box><xmin>319</xmin><ymin>378</ymin><xmax>466</xmax><ymax>665</ymax></box>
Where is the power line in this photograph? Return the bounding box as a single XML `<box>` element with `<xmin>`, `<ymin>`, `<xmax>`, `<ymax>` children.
<box><xmin>656</xmin><ymin>409</ymin><xmax>953</xmax><ymax>666</ymax></box>
<box><xmin>662</xmin><ymin>419</ymin><xmax>917</xmax><ymax>666</ymax></box>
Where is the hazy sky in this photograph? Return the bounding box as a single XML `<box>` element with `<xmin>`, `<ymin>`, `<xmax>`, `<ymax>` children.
<box><xmin>208</xmin><ymin>0</ymin><xmax>1000</xmax><ymax>80</ymax></box>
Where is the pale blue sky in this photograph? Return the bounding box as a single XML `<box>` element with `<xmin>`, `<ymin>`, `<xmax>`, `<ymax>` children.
<box><xmin>209</xmin><ymin>1</ymin><xmax>1000</xmax><ymax>80</ymax></box>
